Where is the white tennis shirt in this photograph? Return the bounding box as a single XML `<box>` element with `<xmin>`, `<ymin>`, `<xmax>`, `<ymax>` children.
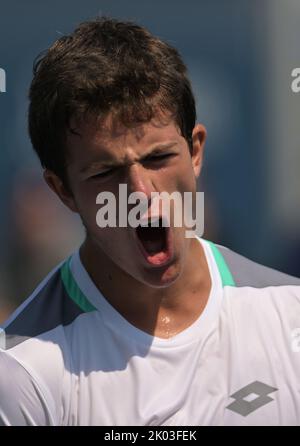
<box><xmin>0</xmin><ymin>237</ymin><xmax>300</xmax><ymax>425</ymax></box>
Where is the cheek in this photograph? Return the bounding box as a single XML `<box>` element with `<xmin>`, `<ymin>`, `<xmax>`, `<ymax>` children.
<box><xmin>73</xmin><ymin>183</ymin><xmax>103</xmax><ymax>227</ymax></box>
<box><xmin>93</xmin><ymin>227</ymin><xmax>135</xmax><ymax>269</ymax></box>
<box><xmin>174</xmin><ymin>158</ymin><xmax>197</xmax><ymax>192</ymax></box>
<box><xmin>159</xmin><ymin>157</ymin><xmax>194</xmax><ymax>191</ymax></box>
<box><xmin>74</xmin><ymin>184</ymin><xmax>130</xmax><ymax>249</ymax></box>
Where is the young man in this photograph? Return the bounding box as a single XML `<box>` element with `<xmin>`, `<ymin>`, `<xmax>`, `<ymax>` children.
<box><xmin>0</xmin><ymin>17</ymin><xmax>300</xmax><ymax>426</ymax></box>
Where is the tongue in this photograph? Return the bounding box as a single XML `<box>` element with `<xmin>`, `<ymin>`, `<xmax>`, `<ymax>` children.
<box><xmin>138</xmin><ymin>227</ymin><xmax>165</xmax><ymax>254</ymax></box>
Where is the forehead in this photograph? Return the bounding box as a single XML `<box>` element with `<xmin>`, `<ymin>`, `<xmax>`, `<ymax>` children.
<box><xmin>65</xmin><ymin>113</ymin><xmax>184</xmax><ymax>164</ymax></box>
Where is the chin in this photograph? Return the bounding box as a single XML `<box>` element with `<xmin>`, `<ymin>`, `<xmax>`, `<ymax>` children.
<box><xmin>138</xmin><ymin>257</ymin><xmax>182</xmax><ymax>288</ymax></box>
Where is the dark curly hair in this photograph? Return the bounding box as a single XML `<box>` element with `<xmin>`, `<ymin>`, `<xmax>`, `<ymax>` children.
<box><xmin>28</xmin><ymin>16</ymin><xmax>196</xmax><ymax>185</ymax></box>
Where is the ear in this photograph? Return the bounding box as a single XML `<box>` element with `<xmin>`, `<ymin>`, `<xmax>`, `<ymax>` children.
<box><xmin>43</xmin><ymin>169</ymin><xmax>78</xmax><ymax>213</ymax></box>
<box><xmin>190</xmin><ymin>123</ymin><xmax>207</xmax><ymax>178</ymax></box>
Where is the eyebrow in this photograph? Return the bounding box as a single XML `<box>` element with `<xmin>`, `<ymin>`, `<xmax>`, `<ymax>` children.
<box><xmin>79</xmin><ymin>141</ymin><xmax>179</xmax><ymax>175</ymax></box>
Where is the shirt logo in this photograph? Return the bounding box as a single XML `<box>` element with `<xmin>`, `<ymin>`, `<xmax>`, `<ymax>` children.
<box><xmin>226</xmin><ymin>381</ymin><xmax>278</xmax><ymax>416</ymax></box>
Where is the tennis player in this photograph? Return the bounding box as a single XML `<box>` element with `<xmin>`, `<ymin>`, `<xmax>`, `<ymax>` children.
<box><xmin>0</xmin><ymin>17</ymin><xmax>300</xmax><ymax>426</ymax></box>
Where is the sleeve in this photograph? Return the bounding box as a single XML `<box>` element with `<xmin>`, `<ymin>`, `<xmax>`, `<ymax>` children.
<box><xmin>0</xmin><ymin>350</ymin><xmax>57</xmax><ymax>426</ymax></box>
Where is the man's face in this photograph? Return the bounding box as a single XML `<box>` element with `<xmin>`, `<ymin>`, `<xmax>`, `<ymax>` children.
<box><xmin>49</xmin><ymin>113</ymin><xmax>206</xmax><ymax>288</ymax></box>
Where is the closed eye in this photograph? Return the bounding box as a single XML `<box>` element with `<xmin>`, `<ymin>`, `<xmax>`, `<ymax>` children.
<box><xmin>143</xmin><ymin>153</ymin><xmax>176</xmax><ymax>163</ymax></box>
<box><xmin>89</xmin><ymin>153</ymin><xmax>177</xmax><ymax>180</ymax></box>
<box><xmin>89</xmin><ymin>168</ymin><xmax>115</xmax><ymax>180</ymax></box>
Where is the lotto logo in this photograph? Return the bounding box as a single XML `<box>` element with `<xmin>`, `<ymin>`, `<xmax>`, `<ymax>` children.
<box><xmin>226</xmin><ymin>381</ymin><xmax>278</xmax><ymax>416</ymax></box>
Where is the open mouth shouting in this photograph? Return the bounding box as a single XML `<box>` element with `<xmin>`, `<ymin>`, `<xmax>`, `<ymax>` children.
<box><xmin>134</xmin><ymin>216</ymin><xmax>174</xmax><ymax>267</ymax></box>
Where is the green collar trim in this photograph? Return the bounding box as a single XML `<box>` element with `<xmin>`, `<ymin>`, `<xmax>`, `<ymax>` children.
<box><xmin>205</xmin><ymin>240</ymin><xmax>236</xmax><ymax>287</ymax></box>
<box><xmin>60</xmin><ymin>257</ymin><xmax>96</xmax><ymax>313</ymax></box>
<box><xmin>60</xmin><ymin>238</ymin><xmax>235</xmax><ymax>312</ymax></box>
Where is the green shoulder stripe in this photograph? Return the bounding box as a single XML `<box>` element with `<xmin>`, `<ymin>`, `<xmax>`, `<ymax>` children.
<box><xmin>60</xmin><ymin>258</ymin><xmax>96</xmax><ymax>312</ymax></box>
<box><xmin>205</xmin><ymin>240</ymin><xmax>236</xmax><ymax>287</ymax></box>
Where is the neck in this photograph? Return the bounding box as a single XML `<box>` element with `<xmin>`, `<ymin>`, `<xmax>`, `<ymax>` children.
<box><xmin>79</xmin><ymin>236</ymin><xmax>211</xmax><ymax>339</ymax></box>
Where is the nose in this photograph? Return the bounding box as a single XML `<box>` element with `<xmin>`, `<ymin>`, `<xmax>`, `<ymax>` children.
<box><xmin>125</xmin><ymin>163</ymin><xmax>160</xmax><ymax>220</ymax></box>
<box><xmin>126</xmin><ymin>163</ymin><xmax>156</xmax><ymax>199</ymax></box>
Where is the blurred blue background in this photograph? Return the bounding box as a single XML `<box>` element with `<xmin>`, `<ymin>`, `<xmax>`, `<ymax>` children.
<box><xmin>0</xmin><ymin>0</ymin><xmax>300</xmax><ymax>320</ymax></box>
